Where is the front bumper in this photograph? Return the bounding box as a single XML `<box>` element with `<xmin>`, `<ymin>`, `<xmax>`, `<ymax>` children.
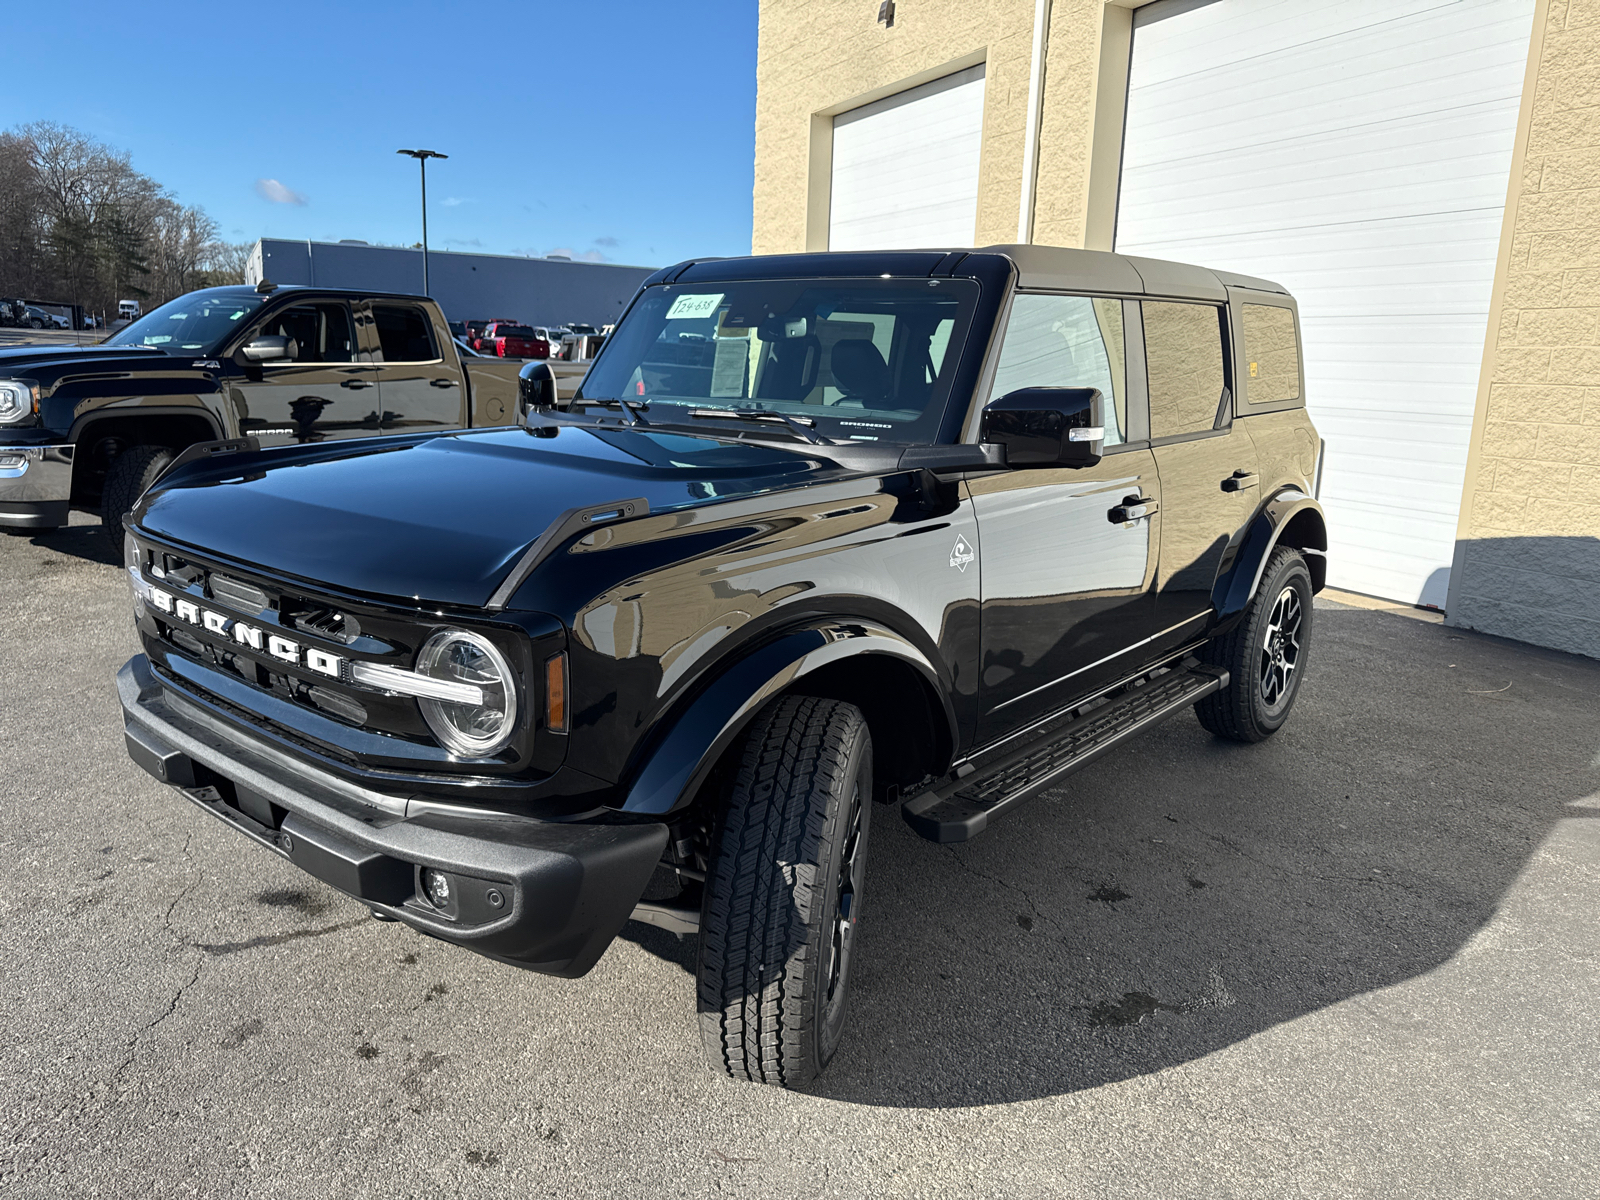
<box><xmin>118</xmin><ymin>655</ymin><xmax>667</xmax><ymax>977</ymax></box>
<box><xmin>0</xmin><ymin>443</ymin><xmax>72</xmax><ymax>528</ymax></box>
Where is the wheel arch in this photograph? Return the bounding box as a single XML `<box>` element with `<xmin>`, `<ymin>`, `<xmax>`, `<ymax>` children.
<box><xmin>1211</xmin><ymin>490</ymin><xmax>1328</xmax><ymax>624</ymax></box>
<box><xmin>617</xmin><ymin>621</ymin><xmax>957</xmax><ymax>817</ymax></box>
<box><xmin>68</xmin><ymin>408</ymin><xmax>224</xmax><ymax>505</ymax></box>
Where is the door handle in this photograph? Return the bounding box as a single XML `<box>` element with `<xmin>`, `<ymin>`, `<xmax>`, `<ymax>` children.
<box><xmin>340</xmin><ymin>378</ymin><xmax>371</xmax><ymax>389</ymax></box>
<box><xmin>1221</xmin><ymin>471</ymin><xmax>1259</xmax><ymax>492</ymax></box>
<box><xmin>1108</xmin><ymin>495</ymin><xmax>1158</xmax><ymax>523</ymax></box>
<box><xmin>429</xmin><ymin>378</ymin><xmax>458</xmax><ymax>388</ymax></box>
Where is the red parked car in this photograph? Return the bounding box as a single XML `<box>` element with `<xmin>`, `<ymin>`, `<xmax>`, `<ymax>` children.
<box><xmin>480</xmin><ymin>322</ymin><xmax>549</xmax><ymax>359</ymax></box>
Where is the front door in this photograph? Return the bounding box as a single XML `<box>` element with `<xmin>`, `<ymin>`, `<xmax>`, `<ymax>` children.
<box><xmin>971</xmin><ymin>292</ymin><xmax>1161</xmax><ymax>745</ymax></box>
<box><xmin>231</xmin><ymin>300</ymin><xmax>377</xmax><ymax>445</ymax></box>
<box><xmin>367</xmin><ymin>302</ymin><xmax>465</xmax><ymax>433</ymax></box>
<box><xmin>1139</xmin><ymin>299</ymin><xmax>1260</xmax><ymax>649</ymax></box>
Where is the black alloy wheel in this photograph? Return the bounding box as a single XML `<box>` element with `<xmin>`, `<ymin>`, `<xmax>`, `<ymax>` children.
<box><xmin>696</xmin><ymin>694</ymin><xmax>874</xmax><ymax>1087</ymax></box>
<box><xmin>1195</xmin><ymin>546</ymin><xmax>1315</xmax><ymax>742</ymax></box>
<box><xmin>1258</xmin><ymin>584</ymin><xmax>1305</xmax><ymax>710</ymax></box>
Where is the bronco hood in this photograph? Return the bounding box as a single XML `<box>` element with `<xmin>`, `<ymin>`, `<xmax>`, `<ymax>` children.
<box><xmin>134</xmin><ymin>425</ymin><xmax>829</xmax><ymax>607</ymax></box>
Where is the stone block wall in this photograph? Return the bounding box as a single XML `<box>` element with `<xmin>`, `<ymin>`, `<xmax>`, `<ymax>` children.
<box><xmin>1449</xmin><ymin>0</ymin><xmax>1600</xmax><ymax>658</ymax></box>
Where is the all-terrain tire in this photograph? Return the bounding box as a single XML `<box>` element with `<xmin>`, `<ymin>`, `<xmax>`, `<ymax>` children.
<box><xmin>101</xmin><ymin>444</ymin><xmax>174</xmax><ymax>546</ymax></box>
<box><xmin>697</xmin><ymin>694</ymin><xmax>873</xmax><ymax>1087</ymax></box>
<box><xmin>1194</xmin><ymin>546</ymin><xmax>1314</xmax><ymax>743</ymax></box>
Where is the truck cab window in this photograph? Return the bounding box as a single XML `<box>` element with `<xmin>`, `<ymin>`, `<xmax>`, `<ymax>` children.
<box><xmin>256</xmin><ymin>304</ymin><xmax>355</xmax><ymax>363</ymax></box>
<box><xmin>988</xmin><ymin>294</ymin><xmax>1127</xmax><ymax>446</ymax></box>
<box><xmin>372</xmin><ymin>305</ymin><xmax>439</xmax><ymax>363</ymax></box>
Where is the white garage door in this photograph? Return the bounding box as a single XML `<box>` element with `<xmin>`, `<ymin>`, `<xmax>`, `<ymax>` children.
<box><xmin>1115</xmin><ymin>0</ymin><xmax>1534</xmax><ymax>607</ymax></box>
<box><xmin>829</xmin><ymin>64</ymin><xmax>986</xmax><ymax>251</ymax></box>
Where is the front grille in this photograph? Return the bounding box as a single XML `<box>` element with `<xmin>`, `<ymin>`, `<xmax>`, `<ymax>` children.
<box><xmin>128</xmin><ymin>534</ymin><xmax>556</xmax><ymax>783</ymax></box>
<box><xmin>208</xmin><ymin>573</ymin><xmax>269</xmax><ymax>615</ymax></box>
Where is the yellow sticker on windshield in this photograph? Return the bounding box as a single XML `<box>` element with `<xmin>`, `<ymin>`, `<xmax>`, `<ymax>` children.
<box><xmin>666</xmin><ymin>293</ymin><xmax>724</xmax><ymax>320</ymax></box>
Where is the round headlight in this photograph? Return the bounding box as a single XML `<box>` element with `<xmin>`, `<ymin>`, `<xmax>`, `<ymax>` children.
<box><xmin>414</xmin><ymin>630</ymin><xmax>519</xmax><ymax>758</ymax></box>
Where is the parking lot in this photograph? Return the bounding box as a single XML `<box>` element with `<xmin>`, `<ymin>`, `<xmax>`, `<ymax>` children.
<box><xmin>1</xmin><ymin>516</ymin><xmax>1597</xmax><ymax>1198</ymax></box>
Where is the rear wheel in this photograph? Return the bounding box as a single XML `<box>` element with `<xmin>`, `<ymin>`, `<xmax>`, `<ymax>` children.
<box><xmin>101</xmin><ymin>444</ymin><xmax>174</xmax><ymax>546</ymax></box>
<box><xmin>696</xmin><ymin>694</ymin><xmax>873</xmax><ymax>1087</ymax></box>
<box><xmin>1195</xmin><ymin>546</ymin><xmax>1314</xmax><ymax>742</ymax></box>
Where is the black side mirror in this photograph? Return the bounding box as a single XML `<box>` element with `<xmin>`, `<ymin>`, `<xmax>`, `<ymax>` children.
<box><xmin>518</xmin><ymin>361</ymin><xmax>560</xmax><ymax>417</ymax></box>
<box><xmin>980</xmin><ymin>386</ymin><xmax>1104</xmax><ymax>469</ymax></box>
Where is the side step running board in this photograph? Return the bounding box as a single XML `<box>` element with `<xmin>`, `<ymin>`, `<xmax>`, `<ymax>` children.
<box><xmin>902</xmin><ymin>660</ymin><xmax>1228</xmax><ymax>843</ymax></box>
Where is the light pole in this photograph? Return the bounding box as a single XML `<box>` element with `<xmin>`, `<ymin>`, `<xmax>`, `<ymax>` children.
<box><xmin>396</xmin><ymin>148</ymin><xmax>448</xmax><ymax>296</ymax></box>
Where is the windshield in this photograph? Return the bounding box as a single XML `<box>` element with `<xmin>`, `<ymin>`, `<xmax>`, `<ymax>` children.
<box><xmin>579</xmin><ymin>278</ymin><xmax>978</xmax><ymax>444</ymax></box>
<box><xmin>104</xmin><ymin>292</ymin><xmax>264</xmax><ymax>353</ymax></box>
<box><xmin>501</xmin><ymin>326</ymin><xmax>538</xmax><ymax>339</ymax></box>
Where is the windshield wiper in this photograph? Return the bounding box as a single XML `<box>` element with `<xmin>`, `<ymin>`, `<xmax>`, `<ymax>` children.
<box><xmin>569</xmin><ymin>396</ymin><xmax>649</xmax><ymax>426</ymax></box>
<box><xmin>688</xmin><ymin>407</ymin><xmax>833</xmax><ymax>445</ymax></box>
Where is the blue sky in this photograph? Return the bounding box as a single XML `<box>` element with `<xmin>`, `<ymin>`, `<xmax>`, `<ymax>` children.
<box><xmin>3</xmin><ymin>0</ymin><xmax>758</xmax><ymax>268</ymax></box>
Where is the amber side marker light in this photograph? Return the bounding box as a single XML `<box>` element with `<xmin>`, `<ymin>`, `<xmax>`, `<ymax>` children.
<box><xmin>545</xmin><ymin>652</ymin><xmax>569</xmax><ymax>734</ymax></box>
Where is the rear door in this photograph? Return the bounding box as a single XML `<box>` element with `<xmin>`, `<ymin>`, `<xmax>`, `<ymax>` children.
<box><xmin>1141</xmin><ymin>299</ymin><xmax>1260</xmax><ymax>648</ymax></box>
<box><xmin>231</xmin><ymin>299</ymin><xmax>377</xmax><ymax>444</ymax></box>
<box><xmin>970</xmin><ymin>292</ymin><xmax>1162</xmax><ymax>745</ymax></box>
<box><xmin>367</xmin><ymin>301</ymin><xmax>466</xmax><ymax>433</ymax></box>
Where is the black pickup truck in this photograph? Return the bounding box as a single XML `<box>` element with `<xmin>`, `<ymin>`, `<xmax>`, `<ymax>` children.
<box><xmin>0</xmin><ymin>283</ymin><xmax>522</xmax><ymax>541</ymax></box>
<box><xmin>116</xmin><ymin>245</ymin><xmax>1325</xmax><ymax>1086</ymax></box>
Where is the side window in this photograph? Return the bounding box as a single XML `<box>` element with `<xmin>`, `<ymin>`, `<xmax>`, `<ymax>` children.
<box><xmin>256</xmin><ymin>304</ymin><xmax>355</xmax><ymax>363</ymax></box>
<box><xmin>372</xmin><ymin>305</ymin><xmax>438</xmax><ymax>362</ymax></box>
<box><xmin>1142</xmin><ymin>301</ymin><xmax>1227</xmax><ymax>439</ymax></box>
<box><xmin>988</xmin><ymin>294</ymin><xmax>1127</xmax><ymax>446</ymax></box>
<box><xmin>1241</xmin><ymin>303</ymin><xmax>1301</xmax><ymax>405</ymax></box>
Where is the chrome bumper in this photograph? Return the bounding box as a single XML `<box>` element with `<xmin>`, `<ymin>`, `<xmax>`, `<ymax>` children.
<box><xmin>0</xmin><ymin>444</ymin><xmax>72</xmax><ymax>527</ymax></box>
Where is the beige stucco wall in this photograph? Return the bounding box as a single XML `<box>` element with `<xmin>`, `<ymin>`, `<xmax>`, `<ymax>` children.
<box><xmin>1447</xmin><ymin>0</ymin><xmax>1600</xmax><ymax>658</ymax></box>
<box><xmin>752</xmin><ymin>0</ymin><xmax>1117</xmax><ymax>255</ymax></box>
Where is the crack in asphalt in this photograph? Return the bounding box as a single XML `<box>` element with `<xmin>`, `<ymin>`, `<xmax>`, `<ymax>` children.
<box><xmin>940</xmin><ymin>845</ymin><xmax>1045</xmax><ymax>923</ymax></box>
<box><xmin>110</xmin><ymin>954</ymin><xmax>205</xmax><ymax>1089</ymax></box>
<box><xmin>196</xmin><ymin>917</ymin><xmax>367</xmax><ymax>956</ymax></box>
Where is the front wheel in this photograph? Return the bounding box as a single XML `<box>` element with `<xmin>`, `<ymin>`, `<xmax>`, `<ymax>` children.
<box><xmin>100</xmin><ymin>444</ymin><xmax>174</xmax><ymax>547</ymax></box>
<box><xmin>1195</xmin><ymin>546</ymin><xmax>1314</xmax><ymax>742</ymax></box>
<box><xmin>697</xmin><ymin>694</ymin><xmax>873</xmax><ymax>1087</ymax></box>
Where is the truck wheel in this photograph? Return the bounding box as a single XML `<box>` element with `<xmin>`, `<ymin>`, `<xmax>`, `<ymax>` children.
<box><xmin>697</xmin><ymin>694</ymin><xmax>873</xmax><ymax>1087</ymax></box>
<box><xmin>101</xmin><ymin>445</ymin><xmax>174</xmax><ymax>544</ymax></box>
<box><xmin>1195</xmin><ymin>546</ymin><xmax>1314</xmax><ymax>743</ymax></box>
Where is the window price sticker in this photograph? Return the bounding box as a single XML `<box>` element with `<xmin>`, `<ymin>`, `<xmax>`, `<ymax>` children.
<box><xmin>665</xmin><ymin>292</ymin><xmax>724</xmax><ymax>320</ymax></box>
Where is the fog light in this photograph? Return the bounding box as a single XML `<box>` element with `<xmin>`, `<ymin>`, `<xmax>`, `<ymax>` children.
<box><xmin>420</xmin><ymin>868</ymin><xmax>451</xmax><ymax>909</ymax></box>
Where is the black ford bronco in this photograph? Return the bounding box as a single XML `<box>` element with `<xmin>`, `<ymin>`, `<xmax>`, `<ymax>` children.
<box><xmin>117</xmin><ymin>246</ymin><xmax>1325</xmax><ymax>1086</ymax></box>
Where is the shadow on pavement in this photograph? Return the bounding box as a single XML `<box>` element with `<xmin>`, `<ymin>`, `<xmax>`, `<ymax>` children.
<box><xmin>621</xmin><ymin>605</ymin><xmax>1600</xmax><ymax>1107</ymax></box>
<box><xmin>23</xmin><ymin>519</ymin><xmax>120</xmax><ymax>566</ymax></box>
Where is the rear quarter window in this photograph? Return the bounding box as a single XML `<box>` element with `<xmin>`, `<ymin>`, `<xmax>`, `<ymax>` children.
<box><xmin>1241</xmin><ymin>303</ymin><xmax>1301</xmax><ymax>406</ymax></box>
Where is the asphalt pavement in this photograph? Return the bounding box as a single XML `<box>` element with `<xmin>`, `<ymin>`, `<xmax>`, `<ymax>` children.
<box><xmin>2</xmin><ymin>514</ymin><xmax>1597</xmax><ymax>1198</ymax></box>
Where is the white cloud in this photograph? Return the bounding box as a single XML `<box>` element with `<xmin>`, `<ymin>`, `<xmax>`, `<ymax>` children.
<box><xmin>255</xmin><ymin>178</ymin><xmax>308</xmax><ymax>206</ymax></box>
<box><xmin>441</xmin><ymin>196</ymin><xmax>469</xmax><ymax>207</ymax></box>
<box><xmin>577</xmin><ymin>249</ymin><xmax>607</xmax><ymax>263</ymax></box>
<box><xmin>545</xmin><ymin>247</ymin><xmax>575</xmax><ymax>259</ymax></box>
<box><xmin>594</xmin><ymin>235</ymin><xmax>620</xmax><ymax>248</ymax></box>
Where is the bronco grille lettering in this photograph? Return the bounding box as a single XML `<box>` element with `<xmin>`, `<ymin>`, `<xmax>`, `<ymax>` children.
<box><xmin>148</xmin><ymin>586</ymin><xmax>341</xmax><ymax>677</ymax></box>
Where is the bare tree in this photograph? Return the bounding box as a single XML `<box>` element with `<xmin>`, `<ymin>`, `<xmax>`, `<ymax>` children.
<box><xmin>0</xmin><ymin>121</ymin><xmax>233</xmax><ymax>313</ymax></box>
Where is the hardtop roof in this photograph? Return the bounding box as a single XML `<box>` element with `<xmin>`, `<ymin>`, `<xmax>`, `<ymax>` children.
<box><xmin>653</xmin><ymin>245</ymin><xmax>1290</xmax><ymax>301</ymax></box>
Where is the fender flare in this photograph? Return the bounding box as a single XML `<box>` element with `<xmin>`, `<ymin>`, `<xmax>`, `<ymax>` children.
<box><xmin>618</xmin><ymin>620</ymin><xmax>957</xmax><ymax>816</ymax></box>
<box><xmin>1211</xmin><ymin>490</ymin><xmax>1328</xmax><ymax>624</ymax></box>
<box><xmin>66</xmin><ymin>401</ymin><xmax>226</xmax><ymax>448</ymax></box>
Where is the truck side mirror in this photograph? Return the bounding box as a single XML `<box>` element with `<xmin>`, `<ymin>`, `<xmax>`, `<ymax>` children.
<box><xmin>979</xmin><ymin>386</ymin><xmax>1104</xmax><ymax>469</ymax></box>
<box><xmin>518</xmin><ymin>361</ymin><xmax>560</xmax><ymax>418</ymax></box>
<box><xmin>240</xmin><ymin>335</ymin><xmax>294</xmax><ymax>363</ymax></box>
